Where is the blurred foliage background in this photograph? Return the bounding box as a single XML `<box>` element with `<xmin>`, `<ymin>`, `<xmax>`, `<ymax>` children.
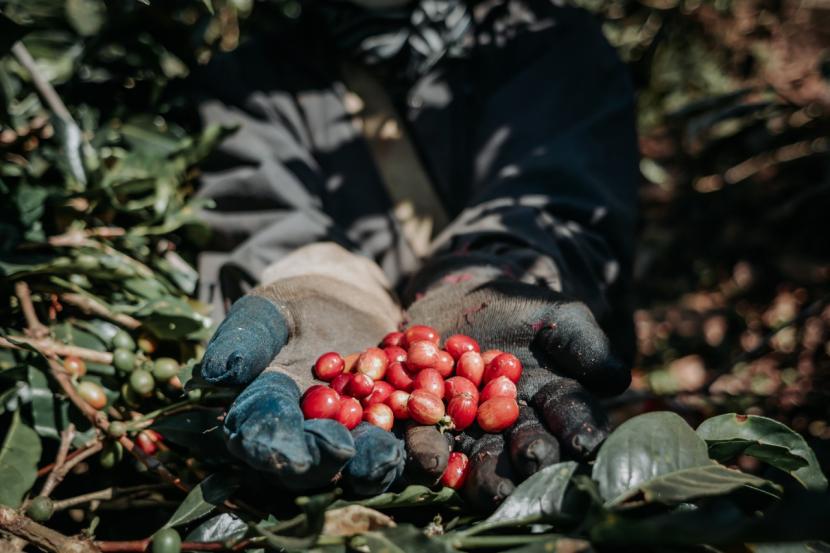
<box><xmin>0</xmin><ymin>0</ymin><xmax>829</xmax><ymax>548</ymax></box>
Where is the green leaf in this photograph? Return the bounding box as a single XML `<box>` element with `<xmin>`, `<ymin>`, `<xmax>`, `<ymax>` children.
<box><xmin>697</xmin><ymin>414</ymin><xmax>828</xmax><ymax>492</ymax></box>
<box><xmin>352</xmin><ymin>485</ymin><xmax>461</xmax><ymax>510</ymax></box>
<box><xmin>65</xmin><ymin>0</ymin><xmax>106</xmax><ymax>36</ymax></box>
<box><xmin>0</xmin><ymin>410</ymin><xmax>42</xmax><ymax>507</ymax></box>
<box><xmin>486</xmin><ymin>461</ymin><xmax>579</xmax><ymax>524</ymax></box>
<box><xmin>185</xmin><ymin>512</ymin><xmax>248</xmax><ymax>543</ymax></box>
<box><xmin>134</xmin><ymin>296</ymin><xmax>208</xmax><ymax>338</ymax></box>
<box><xmin>608</xmin><ymin>463</ymin><xmax>781</xmax><ymax>508</ymax></box>
<box><xmin>150</xmin><ymin>410</ymin><xmax>229</xmax><ymax>459</ymax></box>
<box><xmin>164</xmin><ymin>473</ymin><xmax>239</xmax><ymax>528</ymax></box>
<box><xmin>357</xmin><ymin>525</ymin><xmax>456</xmax><ymax>553</ymax></box>
<box><xmin>592</xmin><ymin>411</ymin><xmax>712</xmax><ymax>502</ymax></box>
<box><xmin>27</xmin><ymin>365</ymin><xmax>59</xmax><ymax>439</ymax></box>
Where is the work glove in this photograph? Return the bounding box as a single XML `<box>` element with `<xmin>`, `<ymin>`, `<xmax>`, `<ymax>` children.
<box><xmin>201</xmin><ymin>243</ymin><xmax>406</xmax><ymax>495</ymax></box>
<box><xmin>403</xmin><ymin>253</ymin><xmax>630</xmax><ymax>508</ymax></box>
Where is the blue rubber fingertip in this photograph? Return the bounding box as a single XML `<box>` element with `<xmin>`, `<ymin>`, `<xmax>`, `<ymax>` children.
<box><xmin>279</xmin><ymin>419</ymin><xmax>356</xmax><ymax>491</ymax></box>
<box><xmin>202</xmin><ymin>296</ymin><xmax>288</xmax><ymax>386</ymax></box>
<box><xmin>344</xmin><ymin>423</ymin><xmax>406</xmax><ymax>496</ymax></box>
<box><xmin>223</xmin><ymin>372</ymin><xmax>311</xmax><ymax>475</ymax></box>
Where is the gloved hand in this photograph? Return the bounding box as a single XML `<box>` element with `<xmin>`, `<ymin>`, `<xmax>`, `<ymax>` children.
<box><xmin>403</xmin><ymin>253</ymin><xmax>630</xmax><ymax>508</ymax></box>
<box><xmin>201</xmin><ymin>243</ymin><xmax>406</xmax><ymax>495</ymax></box>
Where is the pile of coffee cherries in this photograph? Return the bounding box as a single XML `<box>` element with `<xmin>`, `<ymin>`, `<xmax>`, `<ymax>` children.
<box><xmin>301</xmin><ymin>324</ymin><xmax>522</xmax><ymax>437</ymax></box>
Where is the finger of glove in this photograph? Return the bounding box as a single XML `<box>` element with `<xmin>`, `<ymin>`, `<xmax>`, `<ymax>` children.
<box><xmin>203</xmin><ymin>296</ymin><xmax>288</xmax><ymax>387</ymax></box>
<box><xmin>223</xmin><ymin>372</ymin><xmax>313</xmax><ymax>478</ymax></box>
<box><xmin>278</xmin><ymin>419</ymin><xmax>356</xmax><ymax>491</ymax></box>
<box><xmin>535</xmin><ymin>301</ymin><xmax>630</xmax><ymax>396</ymax></box>
<box><xmin>507</xmin><ymin>405</ymin><xmax>561</xmax><ymax>479</ymax></box>
<box><xmin>462</xmin><ymin>433</ymin><xmax>517</xmax><ymax>512</ymax></box>
<box><xmin>404</xmin><ymin>424</ymin><xmax>452</xmax><ymax>485</ymax></box>
<box><xmin>533</xmin><ymin>375</ymin><xmax>610</xmax><ymax>460</ymax></box>
<box><xmin>343</xmin><ymin>423</ymin><xmax>406</xmax><ymax>496</ymax></box>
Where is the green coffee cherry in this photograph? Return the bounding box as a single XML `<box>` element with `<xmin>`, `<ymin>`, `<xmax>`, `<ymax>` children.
<box><xmin>129</xmin><ymin>369</ymin><xmax>155</xmax><ymax>396</ymax></box>
<box><xmin>26</xmin><ymin>496</ymin><xmax>54</xmax><ymax>522</ymax></box>
<box><xmin>108</xmin><ymin>421</ymin><xmax>127</xmax><ymax>438</ymax></box>
<box><xmin>152</xmin><ymin>357</ymin><xmax>179</xmax><ymax>381</ymax></box>
<box><xmin>112</xmin><ymin>331</ymin><xmax>136</xmax><ymax>351</ymax></box>
<box><xmin>113</xmin><ymin>348</ymin><xmax>136</xmax><ymax>372</ymax></box>
<box><xmin>151</xmin><ymin>528</ymin><xmax>181</xmax><ymax>553</ymax></box>
<box><xmin>100</xmin><ymin>441</ymin><xmax>124</xmax><ymax>468</ymax></box>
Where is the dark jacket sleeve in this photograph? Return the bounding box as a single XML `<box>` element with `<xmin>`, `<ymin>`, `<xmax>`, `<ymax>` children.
<box><xmin>426</xmin><ymin>5</ymin><xmax>639</xmax><ymax>357</ymax></box>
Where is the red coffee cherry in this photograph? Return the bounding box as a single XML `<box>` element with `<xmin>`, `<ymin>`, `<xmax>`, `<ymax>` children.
<box><xmin>314</xmin><ymin>352</ymin><xmax>345</xmax><ymax>381</ymax></box>
<box><xmin>386</xmin><ymin>390</ymin><xmax>411</xmax><ymax>420</ymax></box>
<box><xmin>456</xmin><ymin>351</ymin><xmax>485</xmax><ymax>387</ymax></box>
<box><xmin>481</xmin><ymin>349</ymin><xmax>503</xmax><ymax>365</ymax></box>
<box><xmin>480</xmin><ymin>376</ymin><xmax>518</xmax><ymax>402</ymax></box>
<box><xmin>440</xmin><ymin>452</ymin><xmax>470</xmax><ymax>489</ymax></box>
<box><xmin>347</xmin><ymin>373</ymin><xmax>374</xmax><ymax>399</ymax></box>
<box><xmin>136</xmin><ymin>430</ymin><xmax>162</xmax><ymax>455</ymax></box>
<box><xmin>444</xmin><ymin>335</ymin><xmax>480</xmax><ymax>361</ymax></box>
<box><xmin>343</xmin><ymin>352</ymin><xmax>360</xmax><ymax>373</ymax></box>
<box><xmin>64</xmin><ymin>356</ymin><xmax>87</xmax><ymax>377</ymax></box>
<box><xmin>383</xmin><ymin>346</ymin><xmax>407</xmax><ymax>365</ymax></box>
<box><xmin>403</xmin><ymin>325</ymin><xmax>440</xmax><ymax>347</ymax></box>
<box><xmin>407</xmin><ymin>340</ymin><xmax>440</xmax><ymax>371</ymax></box>
<box><xmin>434</xmin><ymin>351</ymin><xmax>455</xmax><ymax>378</ymax></box>
<box><xmin>407</xmin><ymin>390</ymin><xmax>445</xmax><ymax>425</ymax></box>
<box><xmin>356</xmin><ymin>347</ymin><xmax>388</xmax><ymax>380</ymax></box>
<box><xmin>330</xmin><ymin>373</ymin><xmax>352</xmax><ymax>396</ymax></box>
<box><xmin>77</xmin><ymin>381</ymin><xmax>107</xmax><ymax>409</ymax></box>
<box><xmin>381</xmin><ymin>331</ymin><xmax>405</xmax><ymax>348</ymax></box>
<box><xmin>301</xmin><ymin>387</ymin><xmax>341</xmax><ymax>419</ymax></box>
<box><xmin>446</xmin><ymin>393</ymin><xmax>477</xmax><ymax>431</ymax></box>
<box><xmin>363</xmin><ymin>403</ymin><xmax>394</xmax><ymax>431</ymax></box>
<box><xmin>483</xmin><ymin>353</ymin><xmax>523</xmax><ymax>384</ymax></box>
<box><xmin>336</xmin><ymin>397</ymin><xmax>363</xmax><ymax>430</ymax></box>
<box><xmin>477</xmin><ymin>397</ymin><xmax>520</xmax><ymax>433</ymax></box>
<box><xmin>362</xmin><ymin>381</ymin><xmax>394</xmax><ymax>407</ymax></box>
<box><xmin>413</xmin><ymin>368</ymin><xmax>445</xmax><ymax>399</ymax></box>
<box><xmin>444</xmin><ymin>376</ymin><xmax>479</xmax><ymax>403</ymax></box>
<box><xmin>385</xmin><ymin>362</ymin><xmax>414</xmax><ymax>391</ymax></box>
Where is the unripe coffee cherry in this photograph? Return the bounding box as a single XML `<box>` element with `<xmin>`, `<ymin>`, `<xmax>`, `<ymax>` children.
<box><xmin>77</xmin><ymin>381</ymin><xmax>107</xmax><ymax>409</ymax></box>
<box><xmin>404</xmin><ymin>325</ymin><xmax>440</xmax><ymax>347</ymax></box>
<box><xmin>356</xmin><ymin>347</ymin><xmax>388</xmax><ymax>380</ymax></box>
<box><xmin>330</xmin><ymin>373</ymin><xmax>351</xmax><ymax>396</ymax></box>
<box><xmin>434</xmin><ymin>351</ymin><xmax>455</xmax><ymax>378</ymax></box>
<box><xmin>314</xmin><ymin>352</ymin><xmax>345</xmax><ymax>381</ymax></box>
<box><xmin>444</xmin><ymin>376</ymin><xmax>479</xmax><ymax>403</ymax></box>
<box><xmin>440</xmin><ymin>452</ymin><xmax>470</xmax><ymax>489</ymax></box>
<box><xmin>383</xmin><ymin>346</ymin><xmax>407</xmax><ymax>365</ymax></box>
<box><xmin>381</xmin><ymin>331</ymin><xmax>405</xmax><ymax>348</ymax></box>
<box><xmin>363</xmin><ymin>403</ymin><xmax>394</xmax><ymax>431</ymax></box>
<box><xmin>385</xmin><ymin>362</ymin><xmax>414</xmax><ymax>391</ymax></box>
<box><xmin>362</xmin><ymin>381</ymin><xmax>394</xmax><ymax>406</ymax></box>
<box><xmin>108</xmin><ymin>421</ymin><xmax>127</xmax><ymax>438</ymax></box>
<box><xmin>456</xmin><ymin>351</ymin><xmax>485</xmax><ymax>387</ymax></box>
<box><xmin>386</xmin><ymin>390</ymin><xmax>410</xmax><ymax>420</ymax></box>
<box><xmin>480</xmin><ymin>376</ymin><xmax>518</xmax><ymax>402</ymax></box>
<box><xmin>407</xmin><ymin>390</ymin><xmax>445</xmax><ymax>425</ymax></box>
<box><xmin>100</xmin><ymin>441</ymin><xmax>124</xmax><ymax>468</ymax></box>
<box><xmin>112</xmin><ymin>330</ymin><xmax>136</xmax><ymax>351</ymax></box>
<box><xmin>477</xmin><ymin>397</ymin><xmax>520</xmax><ymax>432</ymax></box>
<box><xmin>129</xmin><ymin>369</ymin><xmax>155</xmax><ymax>396</ymax></box>
<box><xmin>26</xmin><ymin>496</ymin><xmax>54</xmax><ymax>522</ymax></box>
<box><xmin>113</xmin><ymin>348</ymin><xmax>136</xmax><ymax>372</ymax></box>
<box><xmin>347</xmin><ymin>373</ymin><xmax>374</xmax><ymax>399</ymax></box>
<box><xmin>63</xmin><ymin>355</ymin><xmax>86</xmax><ymax>377</ymax></box>
<box><xmin>444</xmin><ymin>335</ymin><xmax>480</xmax><ymax>360</ymax></box>
<box><xmin>301</xmin><ymin>387</ymin><xmax>340</xmax><ymax>419</ymax></box>
<box><xmin>152</xmin><ymin>528</ymin><xmax>181</xmax><ymax>553</ymax></box>
<box><xmin>483</xmin><ymin>353</ymin><xmax>523</xmax><ymax>384</ymax></box>
<box><xmin>413</xmin><ymin>368</ymin><xmax>445</xmax><ymax>399</ymax></box>
<box><xmin>343</xmin><ymin>352</ymin><xmax>360</xmax><ymax>372</ymax></box>
<box><xmin>447</xmin><ymin>393</ymin><xmax>477</xmax><ymax>431</ymax></box>
<box><xmin>335</xmin><ymin>397</ymin><xmax>363</xmax><ymax>430</ymax></box>
<box><xmin>407</xmin><ymin>340</ymin><xmax>439</xmax><ymax>371</ymax></box>
<box><xmin>481</xmin><ymin>349</ymin><xmax>503</xmax><ymax>365</ymax></box>
<box><xmin>152</xmin><ymin>357</ymin><xmax>179</xmax><ymax>381</ymax></box>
